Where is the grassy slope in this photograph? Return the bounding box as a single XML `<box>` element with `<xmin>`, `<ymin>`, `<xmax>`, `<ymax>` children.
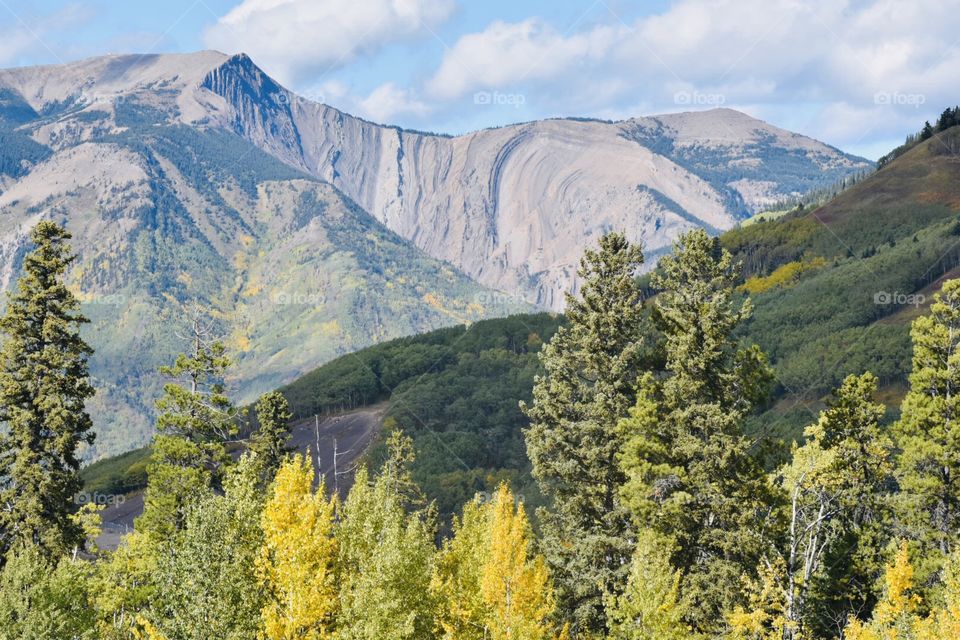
<box><xmin>728</xmin><ymin>127</ymin><xmax>960</xmax><ymax>439</ymax></box>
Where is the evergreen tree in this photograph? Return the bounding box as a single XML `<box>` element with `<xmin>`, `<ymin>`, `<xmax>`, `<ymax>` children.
<box><xmin>137</xmin><ymin>309</ymin><xmax>240</xmax><ymax>540</ymax></box>
<box><xmin>618</xmin><ymin>229</ymin><xmax>773</xmax><ymax>633</ymax></box>
<box><xmin>0</xmin><ymin>221</ymin><xmax>95</xmax><ymax>555</ymax></box>
<box><xmin>522</xmin><ymin>232</ymin><xmax>646</xmax><ymax>632</ymax></box>
<box><xmin>921</xmin><ymin>121</ymin><xmax>934</xmax><ymax>140</ymax></box>
<box><xmin>894</xmin><ymin>279</ymin><xmax>960</xmax><ymax>584</ymax></box>
<box><xmin>257</xmin><ymin>454</ymin><xmax>338</xmax><ymax>640</ymax></box>
<box><xmin>250</xmin><ymin>391</ymin><xmax>293</xmax><ymax>483</ymax></box>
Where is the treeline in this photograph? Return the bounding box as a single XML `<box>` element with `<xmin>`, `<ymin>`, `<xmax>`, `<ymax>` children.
<box><xmin>7</xmin><ymin>222</ymin><xmax>960</xmax><ymax>639</ymax></box>
<box><xmin>877</xmin><ymin>105</ymin><xmax>960</xmax><ymax>168</ymax></box>
<box><xmin>281</xmin><ymin>313</ymin><xmax>563</xmax><ymax>418</ymax></box>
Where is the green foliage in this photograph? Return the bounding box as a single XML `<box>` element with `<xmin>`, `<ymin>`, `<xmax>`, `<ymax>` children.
<box><xmin>605</xmin><ymin>530</ymin><xmax>691</xmax><ymax>640</ymax></box>
<box><xmin>138</xmin><ymin>314</ymin><xmax>240</xmax><ymax>541</ymax></box>
<box><xmin>336</xmin><ymin>466</ymin><xmax>437</xmax><ymax>640</ymax></box>
<box><xmin>0</xmin><ymin>545</ymin><xmax>96</xmax><ymax>640</ymax></box>
<box><xmin>250</xmin><ymin>391</ymin><xmax>293</xmax><ymax>482</ymax></box>
<box><xmin>149</xmin><ymin>456</ymin><xmax>265</xmax><ymax>640</ymax></box>
<box><xmin>894</xmin><ymin>279</ymin><xmax>960</xmax><ymax>585</ymax></box>
<box><xmin>767</xmin><ymin>374</ymin><xmax>894</xmax><ymax>638</ymax></box>
<box><xmin>523</xmin><ymin>233</ymin><xmax>647</xmax><ymax>633</ymax></box>
<box><xmin>79</xmin><ymin>446</ymin><xmax>151</xmax><ymax>496</ymax></box>
<box><xmin>619</xmin><ymin>229</ymin><xmax>773</xmax><ymax>633</ymax></box>
<box><xmin>0</xmin><ymin>221</ymin><xmax>95</xmax><ymax>555</ymax></box>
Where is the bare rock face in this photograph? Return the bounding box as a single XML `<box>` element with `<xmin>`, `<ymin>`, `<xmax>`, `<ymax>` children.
<box><xmin>192</xmin><ymin>54</ymin><xmax>871</xmax><ymax>309</ymax></box>
<box><xmin>1</xmin><ymin>51</ymin><xmax>871</xmax><ymax>312</ymax></box>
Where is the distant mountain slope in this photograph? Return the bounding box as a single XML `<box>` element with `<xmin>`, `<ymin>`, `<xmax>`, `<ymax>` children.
<box><xmin>82</xmin><ymin>126</ymin><xmax>960</xmax><ymax>511</ymax></box>
<box><xmin>0</xmin><ymin>51</ymin><xmax>869</xmax><ymax>310</ymax></box>
<box><xmin>0</xmin><ymin>57</ymin><xmax>527</xmax><ymax>457</ymax></box>
<box><xmin>201</xmin><ymin>54</ymin><xmax>871</xmax><ymax>309</ymax></box>
<box><xmin>0</xmin><ymin>51</ymin><xmax>870</xmax><ymax>455</ymax></box>
<box><xmin>724</xmin><ymin>125</ymin><xmax>960</xmax><ymax>437</ymax></box>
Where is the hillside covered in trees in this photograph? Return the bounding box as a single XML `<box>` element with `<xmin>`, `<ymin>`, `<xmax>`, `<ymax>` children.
<box><xmin>80</xmin><ymin>122</ymin><xmax>960</xmax><ymax>528</ymax></box>
<box><xmin>6</xmin><ymin>202</ymin><xmax>960</xmax><ymax>638</ymax></box>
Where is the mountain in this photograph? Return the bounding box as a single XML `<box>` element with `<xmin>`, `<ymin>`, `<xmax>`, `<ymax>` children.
<box><xmin>201</xmin><ymin>53</ymin><xmax>872</xmax><ymax>309</ymax></box>
<box><xmin>0</xmin><ymin>52</ymin><xmax>528</xmax><ymax>457</ymax></box>
<box><xmin>81</xmin><ymin>122</ymin><xmax>960</xmax><ymax>520</ymax></box>
<box><xmin>0</xmin><ymin>51</ymin><xmax>870</xmax><ymax>456</ymax></box>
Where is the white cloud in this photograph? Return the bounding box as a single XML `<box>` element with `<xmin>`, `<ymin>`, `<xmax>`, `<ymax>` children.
<box><xmin>203</xmin><ymin>0</ymin><xmax>456</xmax><ymax>84</ymax></box>
<box><xmin>426</xmin><ymin>18</ymin><xmax>622</xmax><ymax>99</ymax></box>
<box><xmin>419</xmin><ymin>0</ymin><xmax>960</xmax><ymax>156</ymax></box>
<box><xmin>357</xmin><ymin>82</ymin><xmax>431</xmax><ymax>122</ymax></box>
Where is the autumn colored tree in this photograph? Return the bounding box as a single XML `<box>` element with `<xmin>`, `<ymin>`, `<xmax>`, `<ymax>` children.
<box><xmin>434</xmin><ymin>484</ymin><xmax>554</xmax><ymax>640</ymax></box>
<box><xmin>257</xmin><ymin>454</ymin><xmax>338</xmax><ymax>640</ymax></box>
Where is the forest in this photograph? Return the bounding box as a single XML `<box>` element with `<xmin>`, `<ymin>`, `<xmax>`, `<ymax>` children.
<box><xmin>5</xmin><ymin>202</ymin><xmax>960</xmax><ymax>640</ymax></box>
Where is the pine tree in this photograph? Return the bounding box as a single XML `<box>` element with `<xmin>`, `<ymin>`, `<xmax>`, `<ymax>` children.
<box><xmin>618</xmin><ymin>229</ymin><xmax>773</xmax><ymax>632</ymax></box>
<box><xmin>137</xmin><ymin>309</ymin><xmax>240</xmax><ymax>540</ymax></box>
<box><xmin>894</xmin><ymin>279</ymin><xmax>960</xmax><ymax>584</ymax></box>
<box><xmin>250</xmin><ymin>391</ymin><xmax>293</xmax><ymax>482</ymax></box>
<box><xmin>257</xmin><ymin>454</ymin><xmax>338</xmax><ymax>640</ymax></box>
<box><xmin>522</xmin><ymin>232</ymin><xmax>646</xmax><ymax>632</ymax></box>
<box><xmin>0</xmin><ymin>221</ymin><xmax>95</xmax><ymax>555</ymax></box>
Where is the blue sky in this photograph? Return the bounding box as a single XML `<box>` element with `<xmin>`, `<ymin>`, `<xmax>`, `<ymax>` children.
<box><xmin>1</xmin><ymin>0</ymin><xmax>956</xmax><ymax>160</ymax></box>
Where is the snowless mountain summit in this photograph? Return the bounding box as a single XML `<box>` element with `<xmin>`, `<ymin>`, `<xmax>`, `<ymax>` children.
<box><xmin>0</xmin><ymin>51</ymin><xmax>871</xmax><ymax>310</ymax></box>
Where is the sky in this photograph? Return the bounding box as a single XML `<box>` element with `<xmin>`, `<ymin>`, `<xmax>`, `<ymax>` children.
<box><xmin>0</xmin><ymin>0</ymin><xmax>957</xmax><ymax>160</ymax></box>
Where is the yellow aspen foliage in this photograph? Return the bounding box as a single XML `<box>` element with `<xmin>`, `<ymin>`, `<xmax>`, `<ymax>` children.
<box><xmin>433</xmin><ymin>484</ymin><xmax>555</xmax><ymax>640</ymax></box>
<box><xmin>257</xmin><ymin>455</ymin><xmax>338</xmax><ymax>640</ymax></box>
<box><xmin>843</xmin><ymin>542</ymin><xmax>942</xmax><ymax>640</ymax></box>
<box><xmin>481</xmin><ymin>485</ymin><xmax>555</xmax><ymax>640</ymax></box>
<box><xmin>132</xmin><ymin>616</ymin><xmax>168</xmax><ymax>640</ymax></box>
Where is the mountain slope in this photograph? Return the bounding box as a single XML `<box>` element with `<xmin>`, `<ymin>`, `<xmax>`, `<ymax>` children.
<box><xmin>0</xmin><ymin>55</ymin><xmax>527</xmax><ymax>457</ymax></box>
<box><xmin>203</xmin><ymin>54</ymin><xmax>871</xmax><ymax>309</ymax></box>
<box><xmin>724</xmin><ymin>125</ymin><xmax>960</xmax><ymax>438</ymax></box>
<box><xmin>1</xmin><ymin>51</ymin><xmax>869</xmax><ymax>310</ymax></box>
